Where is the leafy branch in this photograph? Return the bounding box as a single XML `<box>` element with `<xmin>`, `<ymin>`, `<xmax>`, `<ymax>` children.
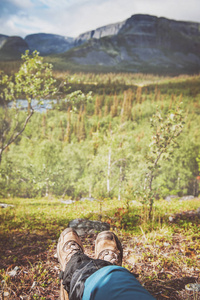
<box><xmin>0</xmin><ymin>50</ymin><xmax>57</xmax><ymax>164</ymax></box>
<box><xmin>144</xmin><ymin>102</ymin><xmax>185</xmax><ymax>218</ymax></box>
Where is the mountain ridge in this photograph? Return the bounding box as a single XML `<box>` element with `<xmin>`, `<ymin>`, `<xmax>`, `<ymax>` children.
<box><xmin>0</xmin><ymin>14</ymin><xmax>200</xmax><ymax>74</ymax></box>
<box><xmin>75</xmin><ymin>19</ymin><xmax>126</xmax><ymax>45</ymax></box>
<box><xmin>25</xmin><ymin>33</ymin><xmax>74</xmax><ymax>55</ymax></box>
<box><xmin>56</xmin><ymin>14</ymin><xmax>200</xmax><ymax>74</ymax></box>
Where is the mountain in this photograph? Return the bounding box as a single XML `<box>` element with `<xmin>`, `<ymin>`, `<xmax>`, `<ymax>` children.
<box><xmin>0</xmin><ymin>34</ymin><xmax>8</xmax><ymax>47</ymax></box>
<box><xmin>25</xmin><ymin>33</ymin><xmax>74</xmax><ymax>55</ymax></box>
<box><xmin>1</xmin><ymin>14</ymin><xmax>200</xmax><ymax>74</ymax></box>
<box><xmin>0</xmin><ymin>35</ymin><xmax>29</xmax><ymax>60</ymax></box>
<box><xmin>0</xmin><ymin>33</ymin><xmax>74</xmax><ymax>60</ymax></box>
<box><xmin>58</xmin><ymin>14</ymin><xmax>200</xmax><ymax>74</ymax></box>
<box><xmin>75</xmin><ymin>20</ymin><xmax>126</xmax><ymax>45</ymax></box>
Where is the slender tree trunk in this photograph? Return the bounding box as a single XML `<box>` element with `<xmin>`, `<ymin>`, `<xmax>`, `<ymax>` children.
<box><xmin>118</xmin><ymin>165</ymin><xmax>122</xmax><ymax>201</ymax></box>
<box><xmin>89</xmin><ymin>185</ymin><xmax>92</xmax><ymax>198</ymax></box>
<box><xmin>0</xmin><ymin>108</ymin><xmax>34</xmax><ymax>166</ymax></box>
<box><xmin>107</xmin><ymin>148</ymin><xmax>111</xmax><ymax>194</ymax></box>
<box><xmin>45</xmin><ymin>180</ymin><xmax>49</xmax><ymax>197</ymax></box>
<box><xmin>149</xmin><ymin>197</ymin><xmax>153</xmax><ymax>220</ymax></box>
<box><xmin>0</xmin><ymin>149</ymin><xmax>2</xmax><ymax>165</ymax></box>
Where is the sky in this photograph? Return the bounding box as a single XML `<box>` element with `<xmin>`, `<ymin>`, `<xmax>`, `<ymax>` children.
<box><xmin>0</xmin><ymin>0</ymin><xmax>200</xmax><ymax>38</ymax></box>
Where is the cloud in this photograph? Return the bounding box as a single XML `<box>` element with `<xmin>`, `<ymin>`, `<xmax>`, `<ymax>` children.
<box><xmin>0</xmin><ymin>0</ymin><xmax>200</xmax><ymax>38</ymax></box>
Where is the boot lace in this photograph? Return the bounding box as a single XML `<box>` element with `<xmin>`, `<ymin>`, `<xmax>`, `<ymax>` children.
<box><xmin>99</xmin><ymin>249</ymin><xmax>119</xmax><ymax>265</ymax></box>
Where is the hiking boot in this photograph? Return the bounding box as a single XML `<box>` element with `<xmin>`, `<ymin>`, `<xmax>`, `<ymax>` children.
<box><xmin>57</xmin><ymin>228</ymin><xmax>84</xmax><ymax>300</ymax></box>
<box><xmin>57</xmin><ymin>228</ymin><xmax>84</xmax><ymax>271</ymax></box>
<box><xmin>95</xmin><ymin>231</ymin><xmax>123</xmax><ymax>266</ymax></box>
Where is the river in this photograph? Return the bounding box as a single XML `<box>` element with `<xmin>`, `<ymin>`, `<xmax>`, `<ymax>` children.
<box><xmin>8</xmin><ymin>99</ymin><xmax>57</xmax><ymax>113</ymax></box>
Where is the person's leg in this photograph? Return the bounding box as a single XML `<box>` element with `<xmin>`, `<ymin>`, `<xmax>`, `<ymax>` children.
<box><xmin>57</xmin><ymin>228</ymin><xmax>85</xmax><ymax>300</ymax></box>
<box><xmin>67</xmin><ymin>231</ymin><xmax>123</xmax><ymax>299</ymax></box>
<box><xmin>82</xmin><ymin>230</ymin><xmax>156</xmax><ymax>300</ymax></box>
<box><xmin>57</xmin><ymin>229</ymin><xmax>123</xmax><ymax>300</ymax></box>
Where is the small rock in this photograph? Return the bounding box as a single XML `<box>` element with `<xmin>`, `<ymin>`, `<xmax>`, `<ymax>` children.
<box><xmin>60</xmin><ymin>199</ymin><xmax>75</xmax><ymax>204</ymax></box>
<box><xmin>185</xmin><ymin>283</ymin><xmax>200</xmax><ymax>291</ymax></box>
<box><xmin>8</xmin><ymin>266</ymin><xmax>19</xmax><ymax>277</ymax></box>
<box><xmin>88</xmin><ymin>228</ymin><xmax>96</xmax><ymax>235</ymax></box>
<box><xmin>69</xmin><ymin>219</ymin><xmax>80</xmax><ymax>227</ymax></box>
<box><xmin>165</xmin><ymin>195</ymin><xmax>178</xmax><ymax>201</ymax></box>
<box><xmin>179</xmin><ymin>195</ymin><xmax>194</xmax><ymax>201</ymax></box>
<box><xmin>80</xmin><ymin>197</ymin><xmax>96</xmax><ymax>202</ymax></box>
<box><xmin>76</xmin><ymin>228</ymin><xmax>86</xmax><ymax>236</ymax></box>
<box><xmin>4</xmin><ymin>291</ymin><xmax>9</xmax><ymax>297</ymax></box>
<box><xmin>31</xmin><ymin>281</ymin><xmax>37</xmax><ymax>289</ymax></box>
<box><xmin>163</xmin><ymin>242</ymin><xmax>170</xmax><ymax>247</ymax></box>
<box><xmin>131</xmin><ymin>200</ymin><xmax>142</xmax><ymax>206</ymax></box>
<box><xmin>68</xmin><ymin>218</ymin><xmax>110</xmax><ymax>236</ymax></box>
<box><xmin>196</xmin><ymin>207</ymin><xmax>200</xmax><ymax>215</ymax></box>
<box><xmin>0</xmin><ymin>203</ymin><xmax>14</xmax><ymax>208</ymax></box>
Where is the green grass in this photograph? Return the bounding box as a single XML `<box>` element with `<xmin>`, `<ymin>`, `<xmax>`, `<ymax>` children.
<box><xmin>1</xmin><ymin>196</ymin><xmax>199</xmax><ymax>241</ymax></box>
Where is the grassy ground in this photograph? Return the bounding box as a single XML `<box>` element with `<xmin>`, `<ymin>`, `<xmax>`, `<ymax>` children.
<box><xmin>0</xmin><ymin>197</ymin><xmax>200</xmax><ymax>299</ymax></box>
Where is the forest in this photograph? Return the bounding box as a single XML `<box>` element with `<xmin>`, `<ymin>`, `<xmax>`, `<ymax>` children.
<box><xmin>0</xmin><ymin>52</ymin><xmax>200</xmax><ymax>300</ymax></box>
<box><xmin>0</xmin><ymin>53</ymin><xmax>200</xmax><ymax>201</ymax></box>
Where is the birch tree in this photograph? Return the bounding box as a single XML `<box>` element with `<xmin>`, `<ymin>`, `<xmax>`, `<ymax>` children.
<box><xmin>0</xmin><ymin>50</ymin><xmax>57</xmax><ymax>164</ymax></box>
<box><xmin>144</xmin><ymin>103</ymin><xmax>185</xmax><ymax>218</ymax></box>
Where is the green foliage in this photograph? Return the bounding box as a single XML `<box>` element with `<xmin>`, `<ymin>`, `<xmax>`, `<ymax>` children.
<box><xmin>54</xmin><ymin>89</ymin><xmax>92</xmax><ymax>112</ymax></box>
<box><xmin>197</xmin><ymin>154</ymin><xmax>200</xmax><ymax>175</ymax></box>
<box><xmin>14</xmin><ymin>50</ymin><xmax>57</xmax><ymax>102</ymax></box>
<box><xmin>0</xmin><ymin>70</ymin><xmax>200</xmax><ymax>200</ymax></box>
<box><xmin>0</xmin><ymin>50</ymin><xmax>57</xmax><ymax>102</ymax></box>
<box><xmin>142</xmin><ymin>103</ymin><xmax>185</xmax><ymax>218</ymax></box>
<box><xmin>0</xmin><ymin>51</ymin><xmax>57</xmax><ymax>164</ymax></box>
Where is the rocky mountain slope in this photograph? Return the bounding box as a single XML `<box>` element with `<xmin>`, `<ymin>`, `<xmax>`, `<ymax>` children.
<box><xmin>1</xmin><ymin>14</ymin><xmax>200</xmax><ymax>74</ymax></box>
<box><xmin>0</xmin><ymin>35</ymin><xmax>29</xmax><ymax>60</ymax></box>
<box><xmin>0</xmin><ymin>33</ymin><xmax>74</xmax><ymax>59</ymax></box>
<box><xmin>25</xmin><ymin>33</ymin><xmax>74</xmax><ymax>55</ymax></box>
<box><xmin>60</xmin><ymin>14</ymin><xmax>200</xmax><ymax>74</ymax></box>
<box><xmin>75</xmin><ymin>20</ymin><xmax>126</xmax><ymax>45</ymax></box>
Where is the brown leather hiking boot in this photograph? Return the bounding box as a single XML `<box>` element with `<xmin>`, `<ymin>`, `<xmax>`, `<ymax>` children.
<box><xmin>57</xmin><ymin>228</ymin><xmax>84</xmax><ymax>300</ymax></box>
<box><xmin>95</xmin><ymin>231</ymin><xmax>123</xmax><ymax>266</ymax></box>
<box><xmin>57</xmin><ymin>227</ymin><xmax>84</xmax><ymax>271</ymax></box>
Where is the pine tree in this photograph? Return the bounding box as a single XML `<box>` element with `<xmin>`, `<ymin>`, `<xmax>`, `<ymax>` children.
<box><xmin>78</xmin><ymin>113</ymin><xmax>86</xmax><ymax>142</ymax></box>
<box><xmin>136</xmin><ymin>86</ymin><xmax>142</xmax><ymax>104</ymax></box>
<box><xmin>95</xmin><ymin>96</ymin><xmax>100</xmax><ymax>116</ymax></box>
<box><xmin>104</xmin><ymin>105</ymin><xmax>109</xmax><ymax>116</ymax></box>
<box><xmin>121</xmin><ymin>91</ymin><xmax>132</xmax><ymax>122</ymax></box>
<box><xmin>111</xmin><ymin>95</ymin><xmax>118</xmax><ymax>118</ymax></box>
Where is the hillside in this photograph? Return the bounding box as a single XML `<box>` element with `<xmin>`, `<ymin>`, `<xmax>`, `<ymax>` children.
<box><xmin>0</xmin><ymin>35</ymin><xmax>29</xmax><ymax>60</ymax></box>
<box><xmin>1</xmin><ymin>14</ymin><xmax>200</xmax><ymax>74</ymax></box>
<box><xmin>25</xmin><ymin>33</ymin><xmax>74</xmax><ymax>55</ymax></box>
<box><xmin>53</xmin><ymin>14</ymin><xmax>200</xmax><ymax>74</ymax></box>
